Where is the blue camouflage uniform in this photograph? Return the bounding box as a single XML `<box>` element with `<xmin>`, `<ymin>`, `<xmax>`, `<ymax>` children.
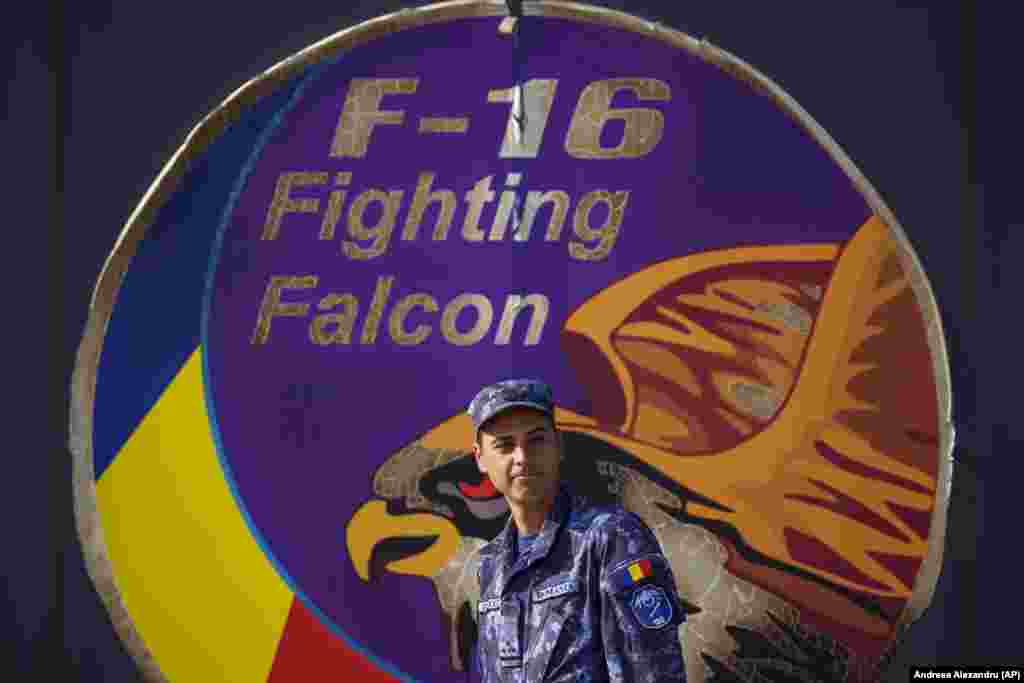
<box><xmin>476</xmin><ymin>485</ymin><xmax>688</xmax><ymax>683</ymax></box>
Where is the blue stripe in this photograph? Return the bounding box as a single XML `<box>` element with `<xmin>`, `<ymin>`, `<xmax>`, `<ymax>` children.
<box><xmin>198</xmin><ymin>52</ymin><xmax>423</xmax><ymax>683</ymax></box>
<box><xmin>92</xmin><ymin>75</ymin><xmax>309</xmax><ymax>480</ymax></box>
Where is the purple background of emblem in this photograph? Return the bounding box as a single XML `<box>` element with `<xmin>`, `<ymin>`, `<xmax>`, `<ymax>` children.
<box><xmin>204</xmin><ymin>16</ymin><xmax>870</xmax><ymax>680</ymax></box>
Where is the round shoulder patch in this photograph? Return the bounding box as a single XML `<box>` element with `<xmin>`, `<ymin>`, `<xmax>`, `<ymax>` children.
<box><xmin>630</xmin><ymin>585</ymin><xmax>675</xmax><ymax>630</ymax></box>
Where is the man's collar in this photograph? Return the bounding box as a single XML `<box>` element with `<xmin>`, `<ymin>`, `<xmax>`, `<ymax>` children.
<box><xmin>490</xmin><ymin>485</ymin><xmax>577</xmax><ymax>596</ymax></box>
<box><xmin>527</xmin><ymin>485</ymin><xmax>570</xmax><ymax>557</ymax></box>
<box><xmin>497</xmin><ymin>485</ymin><xmax>569</xmax><ymax>556</ymax></box>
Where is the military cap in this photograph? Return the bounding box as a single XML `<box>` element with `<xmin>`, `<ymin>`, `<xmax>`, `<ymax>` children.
<box><xmin>467</xmin><ymin>379</ymin><xmax>554</xmax><ymax>434</ymax></box>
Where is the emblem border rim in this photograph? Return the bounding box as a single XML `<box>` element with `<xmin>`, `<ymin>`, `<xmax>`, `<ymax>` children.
<box><xmin>68</xmin><ymin>2</ymin><xmax>956</xmax><ymax>681</ymax></box>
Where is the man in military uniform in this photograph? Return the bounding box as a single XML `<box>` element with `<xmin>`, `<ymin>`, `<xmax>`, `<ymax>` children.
<box><xmin>469</xmin><ymin>379</ymin><xmax>688</xmax><ymax>682</ymax></box>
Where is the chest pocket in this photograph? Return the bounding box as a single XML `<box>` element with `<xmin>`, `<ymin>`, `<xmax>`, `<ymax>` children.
<box><xmin>526</xmin><ymin>573</ymin><xmax>582</xmax><ymax>681</ymax></box>
<box><xmin>478</xmin><ymin>595</ymin><xmax>525</xmax><ymax>683</ymax></box>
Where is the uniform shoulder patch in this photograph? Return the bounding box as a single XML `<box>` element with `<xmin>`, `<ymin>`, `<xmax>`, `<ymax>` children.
<box><xmin>607</xmin><ymin>554</ymin><xmax>668</xmax><ymax>593</ymax></box>
<box><xmin>629</xmin><ymin>584</ymin><xmax>674</xmax><ymax>629</ymax></box>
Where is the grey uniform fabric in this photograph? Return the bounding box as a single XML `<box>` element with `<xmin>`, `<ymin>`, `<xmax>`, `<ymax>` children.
<box><xmin>476</xmin><ymin>486</ymin><xmax>688</xmax><ymax>682</ymax></box>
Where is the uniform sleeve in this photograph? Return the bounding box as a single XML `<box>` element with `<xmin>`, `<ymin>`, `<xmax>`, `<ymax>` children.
<box><xmin>597</xmin><ymin>512</ymin><xmax>687</xmax><ymax>682</ymax></box>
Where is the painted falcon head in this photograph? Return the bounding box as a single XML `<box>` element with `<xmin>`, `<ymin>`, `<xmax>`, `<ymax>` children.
<box><xmin>345</xmin><ymin>216</ymin><xmax>949</xmax><ymax>682</ymax></box>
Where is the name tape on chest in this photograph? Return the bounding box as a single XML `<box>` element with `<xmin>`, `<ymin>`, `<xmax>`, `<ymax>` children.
<box><xmin>478</xmin><ymin>597</ymin><xmax>502</xmax><ymax>614</ymax></box>
<box><xmin>533</xmin><ymin>579</ymin><xmax>578</xmax><ymax>603</ymax></box>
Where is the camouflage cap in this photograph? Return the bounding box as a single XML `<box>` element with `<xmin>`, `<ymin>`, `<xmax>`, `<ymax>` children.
<box><xmin>467</xmin><ymin>379</ymin><xmax>555</xmax><ymax>434</ymax></box>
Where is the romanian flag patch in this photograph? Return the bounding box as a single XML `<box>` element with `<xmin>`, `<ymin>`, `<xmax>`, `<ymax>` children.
<box><xmin>627</xmin><ymin>559</ymin><xmax>654</xmax><ymax>583</ymax></box>
<box><xmin>609</xmin><ymin>556</ymin><xmax>662</xmax><ymax>593</ymax></box>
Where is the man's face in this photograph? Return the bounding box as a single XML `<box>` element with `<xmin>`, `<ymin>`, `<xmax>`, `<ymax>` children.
<box><xmin>473</xmin><ymin>407</ymin><xmax>561</xmax><ymax>508</ymax></box>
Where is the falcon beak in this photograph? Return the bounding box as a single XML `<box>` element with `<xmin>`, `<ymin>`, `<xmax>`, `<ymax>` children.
<box><xmin>346</xmin><ymin>499</ymin><xmax>461</xmax><ymax>581</ymax></box>
<box><xmin>346</xmin><ymin>408</ymin><xmax>595</xmax><ymax>583</ymax></box>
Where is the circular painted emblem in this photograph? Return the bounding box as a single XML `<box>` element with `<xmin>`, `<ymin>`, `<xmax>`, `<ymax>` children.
<box><xmin>70</xmin><ymin>3</ymin><xmax>954</xmax><ymax>682</ymax></box>
<box><xmin>631</xmin><ymin>585</ymin><xmax>674</xmax><ymax>630</ymax></box>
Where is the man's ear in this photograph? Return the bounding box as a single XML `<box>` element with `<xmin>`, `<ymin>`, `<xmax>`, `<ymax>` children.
<box><xmin>473</xmin><ymin>443</ymin><xmax>486</xmax><ymax>473</ymax></box>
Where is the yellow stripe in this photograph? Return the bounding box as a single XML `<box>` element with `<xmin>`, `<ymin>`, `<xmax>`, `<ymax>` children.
<box><xmin>628</xmin><ymin>563</ymin><xmax>644</xmax><ymax>582</ymax></box>
<box><xmin>96</xmin><ymin>347</ymin><xmax>293</xmax><ymax>682</ymax></box>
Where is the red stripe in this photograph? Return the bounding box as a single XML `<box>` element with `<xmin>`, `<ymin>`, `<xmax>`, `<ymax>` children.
<box><xmin>267</xmin><ymin>598</ymin><xmax>401</xmax><ymax>682</ymax></box>
<box><xmin>639</xmin><ymin>559</ymin><xmax>653</xmax><ymax>577</ymax></box>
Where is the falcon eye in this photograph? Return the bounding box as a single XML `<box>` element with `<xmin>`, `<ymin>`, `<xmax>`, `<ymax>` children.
<box><xmin>458</xmin><ymin>476</ymin><xmax>500</xmax><ymax>500</ymax></box>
